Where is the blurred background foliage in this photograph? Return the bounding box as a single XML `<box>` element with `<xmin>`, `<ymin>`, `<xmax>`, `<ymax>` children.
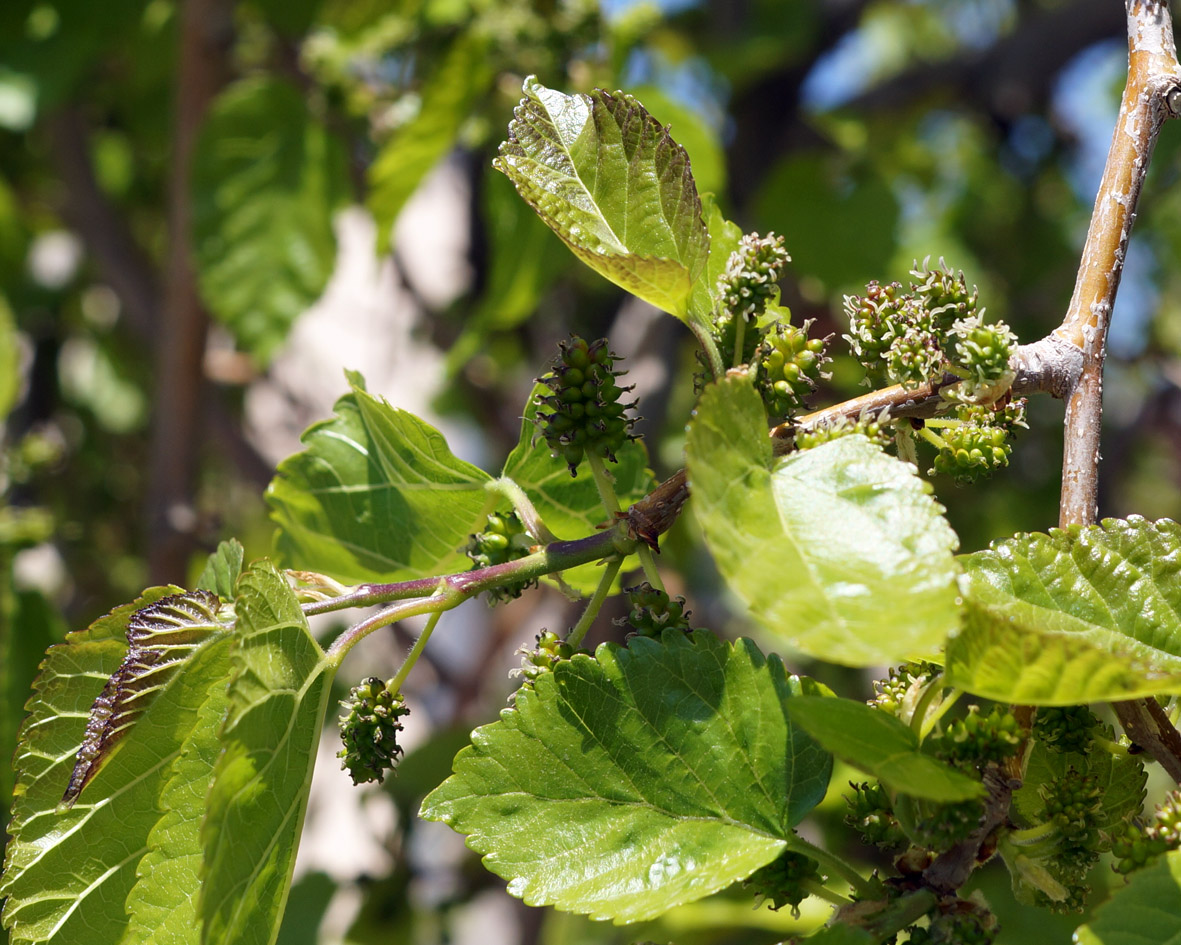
<box><xmin>1</xmin><ymin>0</ymin><xmax>1179</xmax><ymax>942</ymax></box>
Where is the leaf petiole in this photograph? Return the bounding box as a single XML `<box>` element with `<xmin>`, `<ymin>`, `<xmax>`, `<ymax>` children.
<box><xmin>786</xmin><ymin>834</ymin><xmax>875</xmax><ymax>899</ymax></box>
<box><xmin>567</xmin><ymin>556</ymin><xmax>623</xmax><ymax>648</ymax></box>
<box><xmin>388</xmin><ymin>610</ymin><xmax>443</xmax><ymax>692</ymax></box>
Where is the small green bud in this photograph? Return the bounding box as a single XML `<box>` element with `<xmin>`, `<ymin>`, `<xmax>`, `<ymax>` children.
<box><xmin>465</xmin><ymin>510</ymin><xmax>536</xmax><ymax>604</ymax></box>
<box><xmin>936</xmin><ymin>705</ymin><xmax>1022</xmax><ymax>769</ymax></box>
<box><xmin>844</xmin><ymin>780</ymin><xmax>907</xmax><ymax>849</ymax></box>
<box><xmin>716</xmin><ymin>232</ymin><xmax>790</xmax><ymax>324</ymax></box>
<box><xmin>618</xmin><ymin>582</ymin><xmax>692</xmax><ymax>637</ymax></box>
<box><xmin>1033</xmin><ymin>705</ymin><xmax>1100</xmax><ymax>754</ymax></box>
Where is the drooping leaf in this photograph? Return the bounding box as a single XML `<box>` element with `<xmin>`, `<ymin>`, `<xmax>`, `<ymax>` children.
<box><xmin>0</xmin><ymin>587</ymin><xmax>232</xmax><ymax>945</ymax></box>
<box><xmin>785</xmin><ymin>697</ymin><xmax>983</xmax><ymax>802</ymax></box>
<box><xmin>60</xmin><ymin>590</ymin><xmax>225</xmax><ymax>806</ymax></box>
<box><xmin>192</xmin><ymin>76</ymin><xmax>347</xmax><ymax>364</ymax></box>
<box><xmin>421</xmin><ymin>631</ymin><xmax>832</xmax><ymax>923</ymax></box>
<box><xmin>501</xmin><ymin>380</ymin><xmax>656</xmax><ymax>593</ymax></box>
<box><xmin>122</xmin><ymin>639</ymin><xmax>232</xmax><ymax>945</ymax></box>
<box><xmin>496</xmin><ymin>76</ymin><xmax>709</xmax><ymax>321</ymax></box>
<box><xmin>199</xmin><ymin>559</ymin><xmax>336</xmax><ymax>945</ymax></box>
<box><xmin>196</xmin><ymin>538</ymin><xmax>245</xmax><ymax>600</ymax></box>
<box><xmin>267</xmin><ymin>377</ymin><xmax>494</xmax><ymax>584</ymax></box>
<box><xmin>685</xmin><ymin>373</ymin><xmax>960</xmax><ymax>666</ymax></box>
<box><xmin>1074</xmin><ymin>849</ymin><xmax>1181</xmax><ymax>945</ymax></box>
<box><xmin>947</xmin><ymin>517</ymin><xmax>1181</xmax><ymax>704</ymax></box>
<box><xmin>369</xmin><ymin>31</ymin><xmax>494</xmax><ymax>254</ymax></box>
<box><xmin>687</xmin><ymin>194</ymin><xmax>744</xmax><ymax>321</ymax></box>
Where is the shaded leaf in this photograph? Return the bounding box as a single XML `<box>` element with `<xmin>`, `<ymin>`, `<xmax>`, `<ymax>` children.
<box><xmin>369</xmin><ymin>31</ymin><xmax>494</xmax><ymax>254</ymax></box>
<box><xmin>1074</xmin><ymin>849</ymin><xmax>1181</xmax><ymax>945</ymax></box>
<box><xmin>199</xmin><ymin>560</ymin><xmax>336</xmax><ymax>945</ymax></box>
<box><xmin>421</xmin><ymin>631</ymin><xmax>831</xmax><ymax>923</ymax></box>
<box><xmin>685</xmin><ymin>373</ymin><xmax>960</xmax><ymax>666</ymax></box>
<box><xmin>785</xmin><ymin>697</ymin><xmax>983</xmax><ymax>802</ymax></box>
<box><xmin>496</xmin><ymin>76</ymin><xmax>709</xmax><ymax>320</ymax></box>
<box><xmin>0</xmin><ymin>587</ymin><xmax>231</xmax><ymax>945</ymax></box>
<box><xmin>501</xmin><ymin>380</ymin><xmax>655</xmax><ymax>593</ymax></box>
<box><xmin>267</xmin><ymin>378</ymin><xmax>494</xmax><ymax>584</ymax></box>
<box><xmin>196</xmin><ymin>538</ymin><xmax>245</xmax><ymax>599</ymax></box>
<box><xmin>193</xmin><ymin>77</ymin><xmax>347</xmax><ymax>364</ymax></box>
<box><xmin>688</xmin><ymin>194</ymin><xmax>744</xmax><ymax>321</ymax></box>
<box><xmin>947</xmin><ymin>517</ymin><xmax>1181</xmax><ymax>704</ymax></box>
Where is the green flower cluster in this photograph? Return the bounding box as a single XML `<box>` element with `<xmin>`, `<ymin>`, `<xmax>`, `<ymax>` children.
<box><xmin>465</xmin><ymin>510</ymin><xmax>536</xmax><ymax>603</ymax></box>
<box><xmin>513</xmin><ymin>630</ymin><xmax>588</xmax><ymax>695</ymax></box>
<box><xmin>1033</xmin><ymin>705</ymin><xmax>1100</xmax><ymax>755</ymax></box>
<box><xmin>845</xmin><ymin>780</ymin><xmax>907</xmax><ymax>849</ymax></box>
<box><xmin>757</xmin><ymin>320</ymin><xmax>830</xmax><ymax>421</ymax></box>
<box><xmin>743</xmin><ymin>849</ymin><xmax>820</xmax><ymax>916</ymax></box>
<box><xmin>936</xmin><ymin>705</ymin><xmax>1022</xmax><ymax>768</ymax></box>
<box><xmin>716</xmin><ymin>232</ymin><xmax>791</xmax><ymax>324</ymax></box>
<box><xmin>1111</xmin><ymin>792</ymin><xmax>1181</xmax><ymax>874</ymax></box>
<box><xmin>870</xmin><ymin>661</ymin><xmax>942</xmax><ymax>722</ymax></box>
<box><xmin>796</xmin><ymin>412</ymin><xmax>893</xmax><ymax>452</ymax></box>
<box><xmin>337</xmin><ymin>677</ymin><xmax>410</xmax><ymax>785</ymax></box>
<box><xmin>927</xmin><ymin>398</ymin><xmax>1027</xmax><ymax>483</ymax></box>
<box><xmin>844</xmin><ymin>260</ymin><xmax>1014</xmax><ymax>395</ymax></box>
<box><xmin>618</xmin><ymin>582</ymin><xmax>692</xmax><ymax>637</ymax></box>
<box><xmin>535</xmin><ymin>335</ymin><xmax>636</xmax><ymax>474</ymax></box>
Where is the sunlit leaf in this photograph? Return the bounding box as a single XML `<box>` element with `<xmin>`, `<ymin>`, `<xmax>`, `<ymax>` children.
<box><xmin>267</xmin><ymin>376</ymin><xmax>494</xmax><ymax>584</ymax></box>
<box><xmin>785</xmin><ymin>697</ymin><xmax>983</xmax><ymax>802</ymax></box>
<box><xmin>1012</xmin><ymin>736</ymin><xmax>1145</xmax><ymax>831</ymax></box>
<box><xmin>496</xmin><ymin>76</ymin><xmax>709</xmax><ymax>321</ymax></box>
<box><xmin>193</xmin><ymin>77</ymin><xmax>347</xmax><ymax>364</ymax></box>
<box><xmin>196</xmin><ymin>538</ymin><xmax>245</xmax><ymax>600</ymax></box>
<box><xmin>1074</xmin><ymin>850</ymin><xmax>1181</xmax><ymax>945</ymax></box>
<box><xmin>687</xmin><ymin>195</ymin><xmax>744</xmax><ymax>321</ymax></box>
<box><xmin>685</xmin><ymin>373</ymin><xmax>960</xmax><ymax>666</ymax></box>
<box><xmin>199</xmin><ymin>560</ymin><xmax>336</xmax><ymax>945</ymax></box>
<box><xmin>0</xmin><ymin>588</ymin><xmax>231</xmax><ymax>945</ymax></box>
<box><xmin>0</xmin><ymin>293</ymin><xmax>18</xmax><ymax>419</ymax></box>
<box><xmin>947</xmin><ymin>517</ymin><xmax>1181</xmax><ymax>704</ymax></box>
<box><xmin>369</xmin><ymin>31</ymin><xmax>494</xmax><ymax>254</ymax></box>
<box><xmin>421</xmin><ymin>631</ymin><xmax>831</xmax><ymax>923</ymax></box>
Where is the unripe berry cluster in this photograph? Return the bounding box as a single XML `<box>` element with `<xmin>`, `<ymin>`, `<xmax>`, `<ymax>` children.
<box><xmin>796</xmin><ymin>412</ymin><xmax>893</xmax><ymax>452</ymax></box>
<box><xmin>936</xmin><ymin>705</ymin><xmax>1022</xmax><ymax>769</ymax></box>
<box><xmin>743</xmin><ymin>849</ymin><xmax>820</xmax><ymax>916</ymax></box>
<box><xmin>337</xmin><ymin>677</ymin><xmax>410</xmax><ymax>785</ymax></box>
<box><xmin>844</xmin><ymin>780</ymin><xmax>907</xmax><ymax>849</ymax></box>
<box><xmin>1111</xmin><ymin>792</ymin><xmax>1181</xmax><ymax>874</ymax></box>
<box><xmin>757</xmin><ymin>321</ymin><xmax>831</xmax><ymax>421</ymax></box>
<box><xmin>465</xmin><ymin>510</ymin><xmax>536</xmax><ymax>603</ymax></box>
<box><xmin>897</xmin><ymin>794</ymin><xmax>986</xmax><ymax>854</ymax></box>
<box><xmin>535</xmin><ymin>336</ymin><xmax>636</xmax><ymax>474</ymax></box>
<box><xmin>947</xmin><ymin>316</ymin><xmax>1018</xmax><ymax>402</ymax></box>
<box><xmin>928</xmin><ymin>398</ymin><xmax>1027</xmax><ymax>484</ymax></box>
<box><xmin>870</xmin><ymin>661</ymin><xmax>941</xmax><ymax>721</ymax></box>
<box><xmin>512</xmin><ymin>630</ymin><xmax>588</xmax><ymax>696</ymax></box>
<box><xmin>618</xmin><ymin>582</ymin><xmax>692</xmax><ymax>637</ymax></box>
<box><xmin>1033</xmin><ymin>704</ymin><xmax>1100</xmax><ymax>754</ymax></box>
<box><xmin>1040</xmin><ymin>767</ymin><xmax>1103</xmax><ymax>874</ymax></box>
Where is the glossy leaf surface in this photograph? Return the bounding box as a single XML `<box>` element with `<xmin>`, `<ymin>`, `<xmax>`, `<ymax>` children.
<box><xmin>267</xmin><ymin>378</ymin><xmax>493</xmax><ymax>584</ymax></box>
<box><xmin>785</xmin><ymin>697</ymin><xmax>983</xmax><ymax>802</ymax></box>
<box><xmin>947</xmin><ymin>517</ymin><xmax>1181</xmax><ymax>704</ymax></box>
<box><xmin>200</xmin><ymin>560</ymin><xmax>336</xmax><ymax>945</ymax></box>
<box><xmin>422</xmin><ymin>631</ymin><xmax>831</xmax><ymax>923</ymax></box>
<box><xmin>496</xmin><ymin>77</ymin><xmax>709</xmax><ymax>320</ymax></box>
<box><xmin>192</xmin><ymin>77</ymin><xmax>347</xmax><ymax>364</ymax></box>
<box><xmin>0</xmin><ymin>587</ymin><xmax>230</xmax><ymax>945</ymax></box>
<box><xmin>685</xmin><ymin>373</ymin><xmax>960</xmax><ymax>666</ymax></box>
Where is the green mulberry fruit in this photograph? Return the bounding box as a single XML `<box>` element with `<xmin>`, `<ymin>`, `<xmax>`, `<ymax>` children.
<box><xmin>465</xmin><ymin>510</ymin><xmax>536</xmax><ymax>603</ymax></box>
<box><xmin>947</xmin><ymin>315</ymin><xmax>1017</xmax><ymax>402</ymax></box>
<box><xmin>845</xmin><ymin>780</ymin><xmax>907</xmax><ymax>849</ymax></box>
<box><xmin>757</xmin><ymin>320</ymin><xmax>830</xmax><ymax>420</ymax></box>
<box><xmin>716</xmin><ymin>232</ymin><xmax>790</xmax><ymax>324</ymax></box>
<box><xmin>743</xmin><ymin>849</ymin><xmax>819</xmax><ymax>916</ymax></box>
<box><xmin>910</xmin><ymin>258</ymin><xmax>979</xmax><ymax>326</ymax></box>
<box><xmin>338</xmin><ymin>677</ymin><xmax>410</xmax><ymax>785</ymax></box>
<box><xmin>1033</xmin><ymin>705</ymin><xmax>1100</xmax><ymax>754</ymax></box>
<box><xmin>619</xmin><ymin>582</ymin><xmax>692</xmax><ymax>637</ymax></box>
<box><xmin>535</xmin><ymin>336</ymin><xmax>637</xmax><ymax>474</ymax></box>
<box><xmin>512</xmin><ymin>630</ymin><xmax>589</xmax><ymax>697</ymax></box>
<box><xmin>936</xmin><ymin>705</ymin><xmax>1022</xmax><ymax>769</ymax></box>
<box><xmin>1111</xmin><ymin>792</ymin><xmax>1181</xmax><ymax>874</ymax></box>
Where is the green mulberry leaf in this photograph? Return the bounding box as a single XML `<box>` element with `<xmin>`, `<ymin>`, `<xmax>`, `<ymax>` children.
<box><xmin>948</xmin><ymin>517</ymin><xmax>1181</xmax><ymax>704</ymax></box>
<box><xmin>496</xmin><ymin>76</ymin><xmax>709</xmax><ymax>321</ymax></box>
<box><xmin>196</xmin><ymin>538</ymin><xmax>245</xmax><ymax>600</ymax></box>
<box><xmin>421</xmin><ymin>631</ymin><xmax>831</xmax><ymax>923</ymax></box>
<box><xmin>267</xmin><ymin>375</ymin><xmax>494</xmax><ymax>584</ymax></box>
<box><xmin>685</xmin><ymin>372</ymin><xmax>960</xmax><ymax>667</ymax></box>
<box><xmin>1074</xmin><ymin>849</ymin><xmax>1181</xmax><ymax>944</ymax></box>
<box><xmin>0</xmin><ymin>588</ymin><xmax>232</xmax><ymax>945</ymax></box>
<box><xmin>785</xmin><ymin>697</ymin><xmax>983</xmax><ymax>802</ymax></box>
<box><xmin>199</xmin><ymin>560</ymin><xmax>337</xmax><ymax>945</ymax></box>
<box><xmin>192</xmin><ymin>77</ymin><xmax>348</xmax><ymax>364</ymax></box>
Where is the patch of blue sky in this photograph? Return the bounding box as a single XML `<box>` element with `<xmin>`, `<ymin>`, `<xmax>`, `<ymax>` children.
<box><xmin>599</xmin><ymin>0</ymin><xmax>698</xmax><ymax>21</ymax></box>
<box><xmin>621</xmin><ymin>46</ymin><xmax>728</xmax><ymax>136</ymax></box>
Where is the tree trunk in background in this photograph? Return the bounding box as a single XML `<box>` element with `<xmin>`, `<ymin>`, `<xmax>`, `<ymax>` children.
<box><xmin>147</xmin><ymin>0</ymin><xmax>235</xmax><ymax>584</ymax></box>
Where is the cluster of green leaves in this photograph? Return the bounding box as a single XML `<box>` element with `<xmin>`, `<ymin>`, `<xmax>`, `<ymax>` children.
<box><xmin>10</xmin><ymin>61</ymin><xmax>1181</xmax><ymax>945</ymax></box>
